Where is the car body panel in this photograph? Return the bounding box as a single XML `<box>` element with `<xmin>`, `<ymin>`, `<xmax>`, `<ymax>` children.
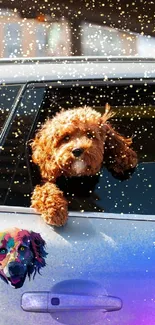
<box><xmin>0</xmin><ymin>207</ymin><xmax>155</xmax><ymax>324</ymax></box>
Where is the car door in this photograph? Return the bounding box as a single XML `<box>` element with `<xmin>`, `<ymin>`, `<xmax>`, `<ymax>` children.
<box><xmin>0</xmin><ymin>79</ymin><xmax>155</xmax><ymax>325</ymax></box>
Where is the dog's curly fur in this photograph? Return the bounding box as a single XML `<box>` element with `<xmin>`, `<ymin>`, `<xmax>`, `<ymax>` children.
<box><xmin>31</xmin><ymin>105</ymin><xmax>138</xmax><ymax>226</ymax></box>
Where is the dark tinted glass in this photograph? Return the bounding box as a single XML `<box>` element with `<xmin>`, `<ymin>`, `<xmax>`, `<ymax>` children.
<box><xmin>0</xmin><ymin>86</ymin><xmax>45</xmax><ymax>206</ymax></box>
<box><xmin>0</xmin><ymin>85</ymin><xmax>21</xmax><ymax>132</ymax></box>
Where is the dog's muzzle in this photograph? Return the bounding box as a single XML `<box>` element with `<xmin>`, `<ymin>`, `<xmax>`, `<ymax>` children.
<box><xmin>8</xmin><ymin>262</ymin><xmax>25</xmax><ymax>277</ymax></box>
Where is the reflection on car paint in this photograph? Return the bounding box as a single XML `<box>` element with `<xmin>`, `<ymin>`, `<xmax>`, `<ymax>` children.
<box><xmin>0</xmin><ymin>228</ymin><xmax>47</xmax><ymax>289</ymax></box>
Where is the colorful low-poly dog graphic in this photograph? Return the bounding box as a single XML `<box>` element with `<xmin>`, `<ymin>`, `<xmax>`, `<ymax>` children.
<box><xmin>0</xmin><ymin>228</ymin><xmax>47</xmax><ymax>289</ymax></box>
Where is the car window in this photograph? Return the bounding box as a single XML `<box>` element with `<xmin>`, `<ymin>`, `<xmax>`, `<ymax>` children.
<box><xmin>0</xmin><ymin>86</ymin><xmax>45</xmax><ymax>206</ymax></box>
<box><xmin>37</xmin><ymin>83</ymin><xmax>155</xmax><ymax>163</ymax></box>
<box><xmin>0</xmin><ymin>85</ymin><xmax>21</xmax><ymax>133</ymax></box>
<box><xmin>1</xmin><ymin>83</ymin><xmax>155</xmax><ymax>215</ymax></box>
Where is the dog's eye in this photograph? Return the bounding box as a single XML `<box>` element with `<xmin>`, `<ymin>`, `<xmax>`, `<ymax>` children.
<box><xmin>62</xmin><ymin>134</ymin><xmax>70</xmax><ymax>142</ymax></box>
<box><xmin>87</xmin><ymin>132</ymin><xmax>95</xmax><ymax>139</ymax></box>
<box><xmin>0</xmin><ymin>247</ymin><xmax>7</xmax><ymax>255</ymax></box>
<box><xmin>19</xmin><ymin>245</ymin><xmax>26</xmax><ymax>252</ymax></box>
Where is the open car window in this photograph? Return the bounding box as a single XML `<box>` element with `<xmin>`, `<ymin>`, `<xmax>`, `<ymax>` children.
<box><xmin>0</xmin><ymin>82</ymin><xmax>155</xmax><ymax>215</ymax></box>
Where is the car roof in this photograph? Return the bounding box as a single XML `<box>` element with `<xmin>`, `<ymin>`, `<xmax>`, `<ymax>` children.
<box><xmin>0</xmin><ymin>56</ymin><xmax>155</xmax><ymax>84</ymax></box>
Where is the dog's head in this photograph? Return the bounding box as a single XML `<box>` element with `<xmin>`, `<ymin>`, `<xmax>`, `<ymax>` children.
<box><xmin>31</xmin><ymin>105</ymin><xmax>138</xmax><ymax>180</ymax></box>
<box><xmin>0</xmin><ymin>228</ymin><xmax>47</xmax><ymax>289</ymax></box>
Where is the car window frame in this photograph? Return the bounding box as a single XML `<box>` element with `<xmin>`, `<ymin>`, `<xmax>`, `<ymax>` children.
<box><xmin>23</xmin><ymin>79</ymin><xmax>155</xmax><ymax>212</ymax></box>
<box><xmin>1</xmin><ymin>77</ymin><xmax>155</xmax><ymax>217</ymax></box>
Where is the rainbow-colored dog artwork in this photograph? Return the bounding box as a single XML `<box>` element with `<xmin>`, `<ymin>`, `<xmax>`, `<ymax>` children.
<box><xmin>0</xmin><ymin>228</ymin><xmax>47</xmax><ymax>289</ymax></box>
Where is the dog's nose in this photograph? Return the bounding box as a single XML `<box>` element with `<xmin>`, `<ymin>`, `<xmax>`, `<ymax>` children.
<box><xmin>72</xmin><ymin>148</ymin><xmax>84</xmax><ymax>157</ymax></box>
<box><xmin>8</xmin><ymin>262</ymin><xmax>25</xmax><ymax>276</ymax></box>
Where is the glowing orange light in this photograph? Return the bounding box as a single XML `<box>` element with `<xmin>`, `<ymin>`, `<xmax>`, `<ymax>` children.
<box><xmin>37</xmin><ymin>14</ymin><xmax>46</xmax><ymax>22</ymax></box>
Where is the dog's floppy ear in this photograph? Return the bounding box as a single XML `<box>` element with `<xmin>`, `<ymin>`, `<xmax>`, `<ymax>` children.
<box><xmin>28</xmin><ymin>231</ymin><xmax>48</xmax><ymax>279</ymax></box>
<box><xmin>101</xmin><ymin>104</ymin><xmax>138</xmax><ymax>180</ymax></box>
<box><xmin>30</xmin><ymin>120</ymin><xmax>60</xmax><ymax>181</ymax></box>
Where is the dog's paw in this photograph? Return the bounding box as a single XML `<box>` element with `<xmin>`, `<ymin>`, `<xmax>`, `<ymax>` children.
<box><xmin>31</xmin><ymin>182</ymin><xmax>68</xmax><ymax>227</ymax></box>
<box><xmin>42</xmin><ymin>206</ymin><xmax>68</xmax><ymax>227</ymax></box>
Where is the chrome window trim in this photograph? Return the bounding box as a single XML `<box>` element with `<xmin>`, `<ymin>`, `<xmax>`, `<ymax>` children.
<box><xmin>1</xmin><ymin>58</ymin><xmax>155</xmax><ymax>84</ymax></box>
<box><xmin>0</xmin><ymin>205</ymin><xmax>155</xmax><ymax>222</ymax></box>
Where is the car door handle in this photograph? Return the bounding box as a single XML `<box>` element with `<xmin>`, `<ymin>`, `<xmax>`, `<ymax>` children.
<box><xmin>21</xmin><ymin>292</ymin><xmax>122</xmax><ymax>313</ymax></box>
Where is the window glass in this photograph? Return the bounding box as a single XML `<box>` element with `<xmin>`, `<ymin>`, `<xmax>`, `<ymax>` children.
<box><xmin>0</xmin><ymin>86</ymin><xmax>45</xmax><ymax>206</ymax></box>
<box><xmin>4</xmin><ymin>23</ymin><xmax>22</xmax><ymax>57</ymax></box>
<box><xmin>81</xmin><ymin>22</ymin><xmax>155</xmax><ymax>57</ymax></box>
<box><xmin>35</xmin><ymin>25</ymin><xmax>47</xmax><ymax>57</ymax></box>
<box><xmin>0</xmin><ymin>85</ymin><xmax>21</xmax><ymax>133</ymax></box>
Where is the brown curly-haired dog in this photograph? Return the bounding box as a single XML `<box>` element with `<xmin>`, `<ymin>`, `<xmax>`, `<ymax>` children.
<box><xmin>31</xmin><ymin>104</ymin><xmax>138</xmax><ymax>226</ymax></box>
